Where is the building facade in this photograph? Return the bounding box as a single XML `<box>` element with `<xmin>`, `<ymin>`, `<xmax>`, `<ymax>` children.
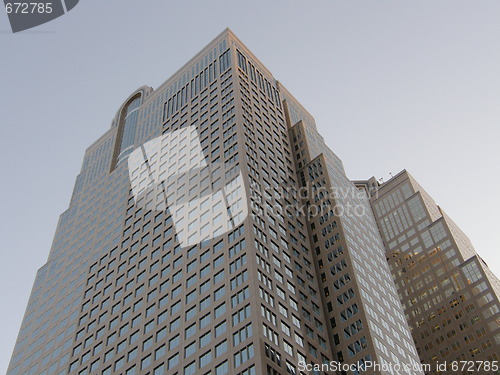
<box><xmin>8</xmin><ymin>29</ymin><xmax>423</xmax><ymax>375</ymax></box>
<box><xmin>360</xmin><ymin>170</ymin><xmax>500</xmax><ymax>374</ymax></box>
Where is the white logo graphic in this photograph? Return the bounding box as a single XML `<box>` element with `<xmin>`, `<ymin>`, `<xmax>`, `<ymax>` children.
<box><xmin>128</xmin><ymin>126</ymin><xmax>248</xmax><ymax>247</ymax></box>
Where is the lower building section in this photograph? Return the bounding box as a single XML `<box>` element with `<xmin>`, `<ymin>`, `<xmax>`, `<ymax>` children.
<box><xmin>360</xmin><ymin>170</ymin><xmax>500</xmax><ymax>374</ymax></box>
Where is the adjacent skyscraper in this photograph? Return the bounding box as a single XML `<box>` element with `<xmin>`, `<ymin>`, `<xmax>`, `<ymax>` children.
<box><xmin>357</xmin><ymin>171</ymin><xmax>500</xmax><ymax>374</ymax></box>
<box><xmin>8</xmin><ymin>29</ymin><xmax>461</xmax><ymax>375</ymax></box>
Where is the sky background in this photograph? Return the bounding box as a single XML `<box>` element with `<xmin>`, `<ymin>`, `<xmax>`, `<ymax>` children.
<box><xmin>1</xmin><ymin>1</ymin><xmax>499</xmax><ymax>372</ymax></box>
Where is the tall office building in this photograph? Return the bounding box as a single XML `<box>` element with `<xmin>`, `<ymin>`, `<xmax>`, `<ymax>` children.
<box><xmin>357</xmin><ymin>171</ymin><xmax>500</xmax><ymax>374</ymax></box>
<box><xmin>7</xmin><ymin>29</ymin><xmax>423</xmax><ymax>375</ymax></box>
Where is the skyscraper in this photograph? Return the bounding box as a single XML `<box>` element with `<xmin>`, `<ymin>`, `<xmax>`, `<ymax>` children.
<box><xmin>358</xmin><ymin>171</ymin><xmax>500</xmax><ymax>374</ymax></box>
<box><xmin>7</xmin><ymin>29</ymin><xmax>423</xmax><ymax>375</ymax></box>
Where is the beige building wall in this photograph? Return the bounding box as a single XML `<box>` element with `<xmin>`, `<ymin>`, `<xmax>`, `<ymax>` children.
<box><xmin>8</xmin><ymin>30</ymin><xmax>423</xmax><ymax>375</ymax></box>
<box><xmin>282</xmin><ymin>101</ymin><xmax>423</xmax><ymax>374</ymax></box>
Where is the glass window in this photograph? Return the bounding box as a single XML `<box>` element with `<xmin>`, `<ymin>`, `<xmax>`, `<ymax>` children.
<box><xmin>200</xmin><ymin>313</ymin><xmax>212</xmax><ymax>329</ymax></box>
<box><xmin>215</xmin><ymin>340</ymin><xmax>227</xmax><ymax>356</ymax></box>
<box><xmin>184</xmin><ymin>361</ymin><xmax>196</xmax><ymax>375</ymax></box>
<box><xmin>168</xmin><ymin>353</ymin><xmax>179</xmax><ymax>370</ymax></box>
<box><xmin>153</xmin><ymin>364</ymin><xmax>165</xmax><ymax>375</ymax></box>
<box><xmin>184</xmin><ymin>341</ymin><xmax>196</xmax><ymax>358</ymax></box>
<box><xmin>141</xmin><ymin>354</ymin><xmax>152</xmax><ymax>370</ymax></box>
<box><xmin>200</xmin><ymin>351</ymin><xmax>212</xmax><ymax>368</ymax></box>
<box><xmin>215</xmin><ymin>360</ymin><xmax>228</xmax><ymax>375</ymax></box>
<box><xmin>215</xmin><ymin>303</ymin><xmax>226</xmax><ymax>319</ymax></box>
<box><xmin>462</xmin><ymin>261</ymin><xmax>482</xmax><ymax>284</ymax></box>
<box><xmin>199</xmin><ymin>331</ymin><xmax>211</xmax><ymax>348</ymax></box>
<box><xmin>215</xmin><ymin>321</ymin><xmax>226</xmax><ymax>337</ymax></box>
<box><xmin>185</xmin><ymin>323</ymin><xmax>196</xmax><ymax>339</ymax></box>
<box><xmin>169</xmin><ymin>334</ymin><xmax>179</xmax><ymax>350</ymax></box>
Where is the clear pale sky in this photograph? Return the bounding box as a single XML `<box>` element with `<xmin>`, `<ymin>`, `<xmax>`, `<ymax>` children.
<box><xmin>1</xmin><ymin>1</ymin><xmax>499</xmax><ymax>373</ymax></box>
